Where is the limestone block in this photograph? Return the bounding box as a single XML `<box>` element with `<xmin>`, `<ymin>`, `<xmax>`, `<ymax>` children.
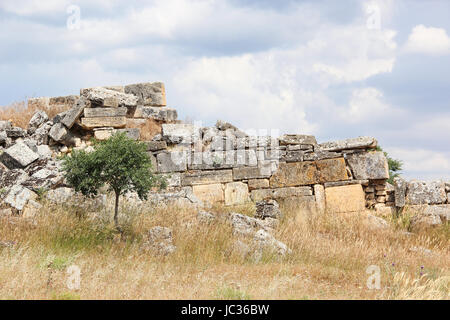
<box><xmin>192</xmin><ymin>184</ymin><xmax>224</xmax><ymax>203</ymax></box>
<box><xmin>224</xmin><ymin>182</ymin><xmax>249</xmax><ymax>206</ymax></box>
<box><xmin>319</xmin><ymin>136</ymin><xmax>377</xmax><ymax>152</ymax></box>
<box><xmin>28</xmin><ymin>111</ymin><xmax>49</xmax><ymax>132</ymax></box>
<box><xmin>81</xmin><ymin>116</ymin><xmax>127</xmax><ymax>129</ymax></box>
<box><xmin>325</xmin><ymin>184</ymin><xmax>366</xmax><ymax>213</ymax></box>
<box><xmin>93</xmin><ymin>128</ymin><xmax>140</xmax><ymax>141</ymax></box>
<box><xmin>144</xmin><ymin>141</ymin><xmax>167</xmax><ymax>151</ymax></box>
<box><xmin>84</xmin><ymin>107</ymin><xmax>128</xmax><ymax>118</ymax></box>
<box><xmin>124</xmin><ymin>82</ymin><xmax>166</xmax><ymax>106</ymax></box>
<box><xmin>248</xmin><ymin>179</ymin><xmax>269</xmax><ymax>190</ymax></box>
<box><xmin>232</xmin><ymin>165</ymin><xmax>271</xmax><ymax>180</ymax></box>
<box><xmin>162</xmin><ymin>123</ymin><xmax>201</xmax><ymax>144</ymax></box>
<box><xmin>406</xmin><ymin>180</ymin><xmax>447</xmax><ymax>205</ymax></box>
<box><xmin>0</xmin><ymin>142</ymin><xmax>39</xmax><ymax>169</ymax></box>
<box><xmin>181</xmin><ymin>170</ymin><xmax>233</xmax><ymax>186</ymax></box>
<box><xmin>279</xmin><ymin>134</ymin><xmax>317</xmax><ymax>145</ymax></box>
<box><xmin>4</xmin><ymin>185</ymin><xmax>38</xmax><ymax>211</ymax></box>
<box><xmin>134</xmin><ymin>106</ymin><xmax>177</xmax><ymax>121</ymax></box>
<box><xmin>269</xmin><ymin>158</ymin><xmax>348</xmax><ymax>188</ymax></box>
<box><xmin>314</xmin><ymin>184</ymin><xmax>326</xmax><ymax>214</ymax></box>
<box><xmin>61</xmin><ymin>98</ymin><xmax>89</xmax><ymax>129</ymax></box>
<box><xmin>347</xmin><ymin>151</ymin><xmax>389</xmax><ymax>180</ymax></box>
<box><xmin>82</xmin><ymin>87</ymin><xmax>138</xmax><ymax>107</ymax></box>
<box><xmin>156</xmin><ymin>151</ymin><xmax>188</xmax><ymax>173</ymax></box>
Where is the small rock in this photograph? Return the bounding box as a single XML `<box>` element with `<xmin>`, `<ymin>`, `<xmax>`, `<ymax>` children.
<box><xmin>255</xmin><ymin>199</ymin><xmax>282</xmax><ymax>219</ymax></box>
<box><xmin>197</xmin><ymin>211</ymin><xmax>216</xmax><ymax>223</ymax></box>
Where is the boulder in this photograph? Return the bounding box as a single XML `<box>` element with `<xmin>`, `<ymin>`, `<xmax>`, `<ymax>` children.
<box><xmin>229</xmin><ymin>213</ymin><xmax>272</xmax><ymax>236</ymax></box>
<box><xmin>347</xmin><ymin>151</ymin><xmax>389</xmax><ymax>180</ymax></box>
<box><xmin>253</xmin><ymin>229</ymin><xmax>291</xmax><ymax>257</ymax></box>
<box><xmin>146</xmin><ymin>226</ymin><xmax>176</xmax><ymax>256</ymax></box>
<box><xmin>406</xmin><ymin>180</ymin><xmax>447</xmax><ymax>205</ymax></box>
<box><xmin>319</xmin><ymin>136</ymin><xmax>377</xmax><ymax>152</ymax></box>
<box><xmin>6</xmin><ymin>127</ymin><xmax>26</xmax><ymax>138</ymax></box>
<box><xmin>124</xmin><ymin>82</ymin><xmax>166</xmax><ymax>106</ymax></box>
<box><xmin>0</xmin><ymin>142</ymin><xmax>39</xmax><ymax>169</ymax></box>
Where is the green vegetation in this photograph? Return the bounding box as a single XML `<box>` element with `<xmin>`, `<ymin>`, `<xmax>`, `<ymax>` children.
<box><xmin>376</xmin><ymin>146</ymin><xmax>403</xmax><ymax>184</ymax></box>
<box><xmin>62</xmin><ymin>132</ymin><xmax>166</xmax><ymax>232</ymax></box>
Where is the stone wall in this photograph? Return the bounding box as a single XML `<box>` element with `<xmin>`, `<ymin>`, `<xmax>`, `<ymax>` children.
<box><xmin>0</xmin><ymin>81</ymin><xmax>448</xmax><ymax>227</ymax></box>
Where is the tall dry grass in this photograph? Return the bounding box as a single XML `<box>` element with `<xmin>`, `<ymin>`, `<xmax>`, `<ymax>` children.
<box><xmin>0</xmin><ymin>197</ymin><xmax>448</xmax><ymax>300</ymax></box>
<box><xmin>0</xmin><ymin>100</ymin><xmax>67</xmax><ymax>129</ymax></box>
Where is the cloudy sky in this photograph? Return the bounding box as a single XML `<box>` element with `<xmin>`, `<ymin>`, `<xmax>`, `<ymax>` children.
<box><xmin>1</xmin><ymin>0</ymin><xmax>449</xmax><ymax>180</ymax></box>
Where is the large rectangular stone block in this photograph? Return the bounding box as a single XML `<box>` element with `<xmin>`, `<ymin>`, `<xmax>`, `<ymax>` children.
<box><xmin>250</xmin><ymin>186</ymin><xmax>312</xmax><ymax>201</ymax></box>
<box><xmin>224</xmin><ymin>182</ymin><xmax>249</xmax><ymax>206</ymax></box>
<box><xmin>61</xmin><ymin>98</ymin><xmax>89</xmax><ymax>129</ymax></box>
<box><xmin>162</xmin><ymin>123</ymin><xmax>201</xmax><ymax>144</ymax></box>
<box><xmin>406</xmin><ymin>180</ymin><xmax>447</xmax><ymax>205</ymax></box>
<box><xmin>1</xmin><ymin>142</ymin><xmax>39</xmax><ymax>169</ymax></box>
<box><xmin>81</xmin><ymin>116</ymin><xmax>127</xmax><ymax>129</ymax></box>
<box><xmin>93</xmin><ymin>128</ymin><xmax>140</xmax><ymax>141</ymax></box>
<box><xmin>181</xmin><ymin>170</ymin><xmax>233</xmax><ymax>186</ymax></box>
<box><xmin>279</xmin><ymin>134</ymin><xmax>317</xmax><ymax>145</ymax></box>
<box><xmin>156</xmin><ymin>151</ymin><xmax>188</xmax><ymax>173</ymax></box>
<box><xmin>134</xmin><ymin>106</ymin><xmax>177</xmax><ymax>121</ymax></box>
<box><xmin>325</xmin><ymin>184</ymin><xmax>366</xmax><ymax>213</ymax></box>
<box><xmin>82</xmin><ymin>87</ymin><xmax>138</xmax><ymax>107</ymax></box>
<box><xmin>84</xmin><ymin>107</ymin><xmax>128</xmax><ymax>118</ymax></box>
<box><xmin>347</xmin><ymin>151</ymin><xmax>389</xmax><ymax>180</ymax></box>
<box><xmin>269</xmin><ymin>158</ymin><xmax>348</xmax><ymax>188</ymax></box>
<box><xmin>232</xmin><ymin>164</ymin><xmax>271</xmax><ymax>180</ymax></box>
<box><xmin>124</xmin><ymin>82</ymin><xmax>166</xmax><ymax>106</ymax></box>
<box><xmin>319</xmin><ymin>136</ymin><xmax>377</xmax><ymax>152</ymax></box>
<box><xmin>192</xmin><ymin>183</ymin><xmax>224</xmax><ymax>203</ymax></box>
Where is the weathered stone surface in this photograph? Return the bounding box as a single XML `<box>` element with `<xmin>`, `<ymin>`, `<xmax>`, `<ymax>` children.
<box><xmin>319</xmin><ymin>136</ymin><xmax>377</xmax><ymax>152</ymax></box>
<box><xmin>282</xmin><ymin>151</ymin><xmax>304</xmax><ymax>162</ymax></box>
<box><xmin>182</xmin><ymin>170</ymin><xmax>232</xmax><ymax>186</ymax></box>
<box><xmin>61</xmin><ymin>98</ymin><xmax>88</xmax><ymax>129</ymax></box>
<box><xmin>162</xmin><ymin>123</ymin><xmax>201</xmax><ymax>144</ymax></box>
<box><xmin>4</xmin><ymin>185</ymin><xmax>37</xmax><ymax>211</ymax></box>
<box><xmin>324</xmin><ymin>179</ymin><xmax>369</xmax><ymax>188</ymax></box>
<box><xmin>192</xmin><ymin>184</ymin><xmax>224</xmax><ymax>203</ymax></box>
<box><xmin>406</xmin><ymin>205</ymin><xmax>448</xmax><ymax>229</ymax></box>
<box><xmin>124</xmin><ymin>82</ymin><xmax>166</xmax><ymax>106</ymax></box>
<box><xmin>81</xmin><ymin>116</ymin><xmax>127</xmax><ymax>129</ymax></box>
<box><xmin>0</xmin><ymin>169</ymin><xmax>29</xmax><ymax>189</ymax></box>
<box><xmin>314</xmin><ymin>184</ymin><xmax>326</xmax><ymax>214</ymax></box>
<box><xmin>0</xmin><ymin>130</ymin><xmax>7</xmax><ymax>144</ymax></box>
<box><xmin>48</xmin><ymin>123</ymin><xmax>68</xmax><ymax>142</ymax></box>
<box><xmin>279</xmin><ymin>134</ymin><xmax>316</xmax><ymax>145</ymax></box>
<box><xmin>224</xmin><ymin>182</ymin><xmax>249</xmax><ymax>206</ymax></box>
<box><xmin>406</xmin><ymin>180</ymin><xmax>447</xmax><ymax>205</ymax></box>
<box><xmin>232</xmin><ymin>165</ymin><xmax>271</xmax><ymax>180</ymax></box>
<box><xmin>393</xmin><ymin>177</ymin><xmax>407</xmax><ymax>207</ymax></box>
<box><xmin>197</xmin><ymin>211</ymin><xmax>217</xmax><ymax>223</ymax></box>
<box><xmin>269</xmin><ymin>158</ymin><xmax>348</xmax><ymax>187</ymax></box>
<box><xmin>103</xmin><ymin>97</ymin><xmax>119</xmax><ymax>108</ymax></box>
<box><xmin>190</xmin><ymin>150</ymin><xmax>257</xmax><ymax>170</ymax></box>
<box><xmin>250</xmin><ymin>186</ymin><xmax>312</xmax><ymax>201</ymax></box>
<box><xmin>93</xmin><ymin>128</ymin><xmax>140</xmax><ymax>140</ymax></box>
<box><xmin>28</xmin><ymin>97</ymin><xmax>50</xmax><ymax>110</ymax></box>
<box><xmin>0</xmin><ymin>120</ymin><xmax>12</xmax><ymax>131</ymax></box>
<box><xmin>28</xmin><ymin>111</ymin><xmax>48</xmax><ymax>133</ymax></box>
<box><xmin>229</xmin><ymin>213</ymin><xmax>272</xmax><ymax>236</ymax></box>
<box><xmin>80</xmin><ymin>86</ymin><xmax>124</xmax><ymax>95</ymax></box>
<box><xmin>156</xmin><ymin>151</ymin><xmax>187</xmax><ymax>173</ymax></box>
<box><xmin>134</xmin><ymin>106</ymin><xmax>177</xmax><ymax>121</ymax></box>
<box><xmin>365</xmin><ymin>214</ymin><xmax>390</xmax><ymax>230</ymax></box>
<box><xmin>0</xmin><ymin>142</ymin><xmax>39</xmax><ymax>169</ymax></box>
<box><xmin>215</xmin><ymin>120</ymin><xmax>248</xmax><ymax>138</ymax></box>
<box><xmin>6</xmin><ymin>127</ymin><xmax>26</xmax><ymax>138</ymax></box>
<box><xmin>253</xmin><ymin>229</ymin><xmax>291</xmax><ymax>257</ymax></box>
<box><xmin>325</xmin><ymin>184</ymin><xmax>366</xmax><ymax>213</ymax></box>
<box><xmin>255</xmin><ymin>199</ymin><xmax>281</xmax><ymax>219</ymax></box>
<box><xmin>49</xmin><ymin>95</ymin><xmax>79</xmax><ymax>108</ymax></box>
<box><xmin>84</xmin><ymin>107</ymin><xmax>127</xmax><ymax>118</ymax></box>
<box><xmin>347</xmin><ymin>151</ymin><xmax>389</xmax><ymax>180</ymax></box>
<box><xmin>146</xmin><ymin>226</ymin><xmax>176</xmax><ymax>256</ymax></box>
<box><xmin>82</xmin><ymin>87</ymin><xmax>138</xmax><ymax>107</ymax></box>
<box><xmin>248</xmin><ymin>179</ymin><xmax>269</xmax><ymax>190</ymax></box>
<box><xmin>145</xmin><ymin>141</ymin><xmax>167</xmax><ymax>151</ymax></box>
<box><xmin>303</xmin><ymin>150</ymin><xmax>342</xmax><ymax>161</ymax></box>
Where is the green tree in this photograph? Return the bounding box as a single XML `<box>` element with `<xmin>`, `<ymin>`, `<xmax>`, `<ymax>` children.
<box><xmin>62</xmin><ymin>132</ymin><xmax>166</xmax><ymax>232</ymax></box>
<box><xmin>376</xmin><ymin>146</ymin><xmax>403</xmax><ymax>184</ymax></box>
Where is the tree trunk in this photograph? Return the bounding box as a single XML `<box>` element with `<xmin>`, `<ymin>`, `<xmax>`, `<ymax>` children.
<box><xmin>114</xmin><ymin>191</ymin><xmax>122</xmax><ymax>233</ymax></box>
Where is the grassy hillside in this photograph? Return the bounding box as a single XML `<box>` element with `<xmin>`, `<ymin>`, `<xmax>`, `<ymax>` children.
<box><xmin>1</xmin><ymin>198</ymin><xmax>448</xmax><ymax>300</ymax></box>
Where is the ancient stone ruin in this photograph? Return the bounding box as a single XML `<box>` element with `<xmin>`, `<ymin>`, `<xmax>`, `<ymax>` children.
<box><xmin>0</xmin><ymin>81</ymin><xmax>448</xmax><ymax>229</ymax></box>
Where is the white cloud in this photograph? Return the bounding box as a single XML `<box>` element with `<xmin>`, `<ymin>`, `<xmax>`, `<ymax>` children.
<box><xmin>345</xmin><ymin>87</ymin><xmax>391</xmax><ymax>122</ymax></box>
<box><xmin>404</xmin><ymin>24</ymin><xmax>450</xmax><ymax>55</ymax></box>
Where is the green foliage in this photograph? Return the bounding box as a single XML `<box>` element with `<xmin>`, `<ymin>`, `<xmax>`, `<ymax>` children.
<box><xmin>376</xmin><ymin>146</ymin><xmax>403</xmax><ymax>184</ymax></box>
<box><xmin>61</xmin><ymin>133</ymin><xmax>167</xmax><ymax>229</ymax></box>
<box><xmin>215</xmin><ymin>285</ymin><xmax>251</xmax><ymax>300</ymax></box>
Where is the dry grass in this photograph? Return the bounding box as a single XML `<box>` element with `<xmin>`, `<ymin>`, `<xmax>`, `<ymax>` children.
<box><xmin>0</xmin><ymin>197</ymin><xmax>448</xmax><ymax>300</ymax></box>
<box><xmin>0</xmin><ymin>101</ymin><xmax>67</xmax><ymax>129</ymax></box>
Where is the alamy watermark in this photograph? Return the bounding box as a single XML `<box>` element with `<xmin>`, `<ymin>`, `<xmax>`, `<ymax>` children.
<box><xmin>67</xmin><ymin>5</ymin><xmax>81</xmax><ymax>30</ymax></box>
<box><xmin>365</xmin><ymin>2</ymin><xmax>381</xmax><ymax>30</ymax></box>
<box><xmin>366</xmin><ymin>265</ymin><xmax>381</xmax><ymax>290</ymax></box>
<box><xmin>66</xmin><ymin>264</ymin><xmax>81</xmax><ymax>290</ymax></box>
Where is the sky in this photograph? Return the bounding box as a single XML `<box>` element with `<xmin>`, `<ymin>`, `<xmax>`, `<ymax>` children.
<box><xmin>0</xmin><ymin>0</ymin><xmax>449</xmax><ymax>180</ymax></box>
